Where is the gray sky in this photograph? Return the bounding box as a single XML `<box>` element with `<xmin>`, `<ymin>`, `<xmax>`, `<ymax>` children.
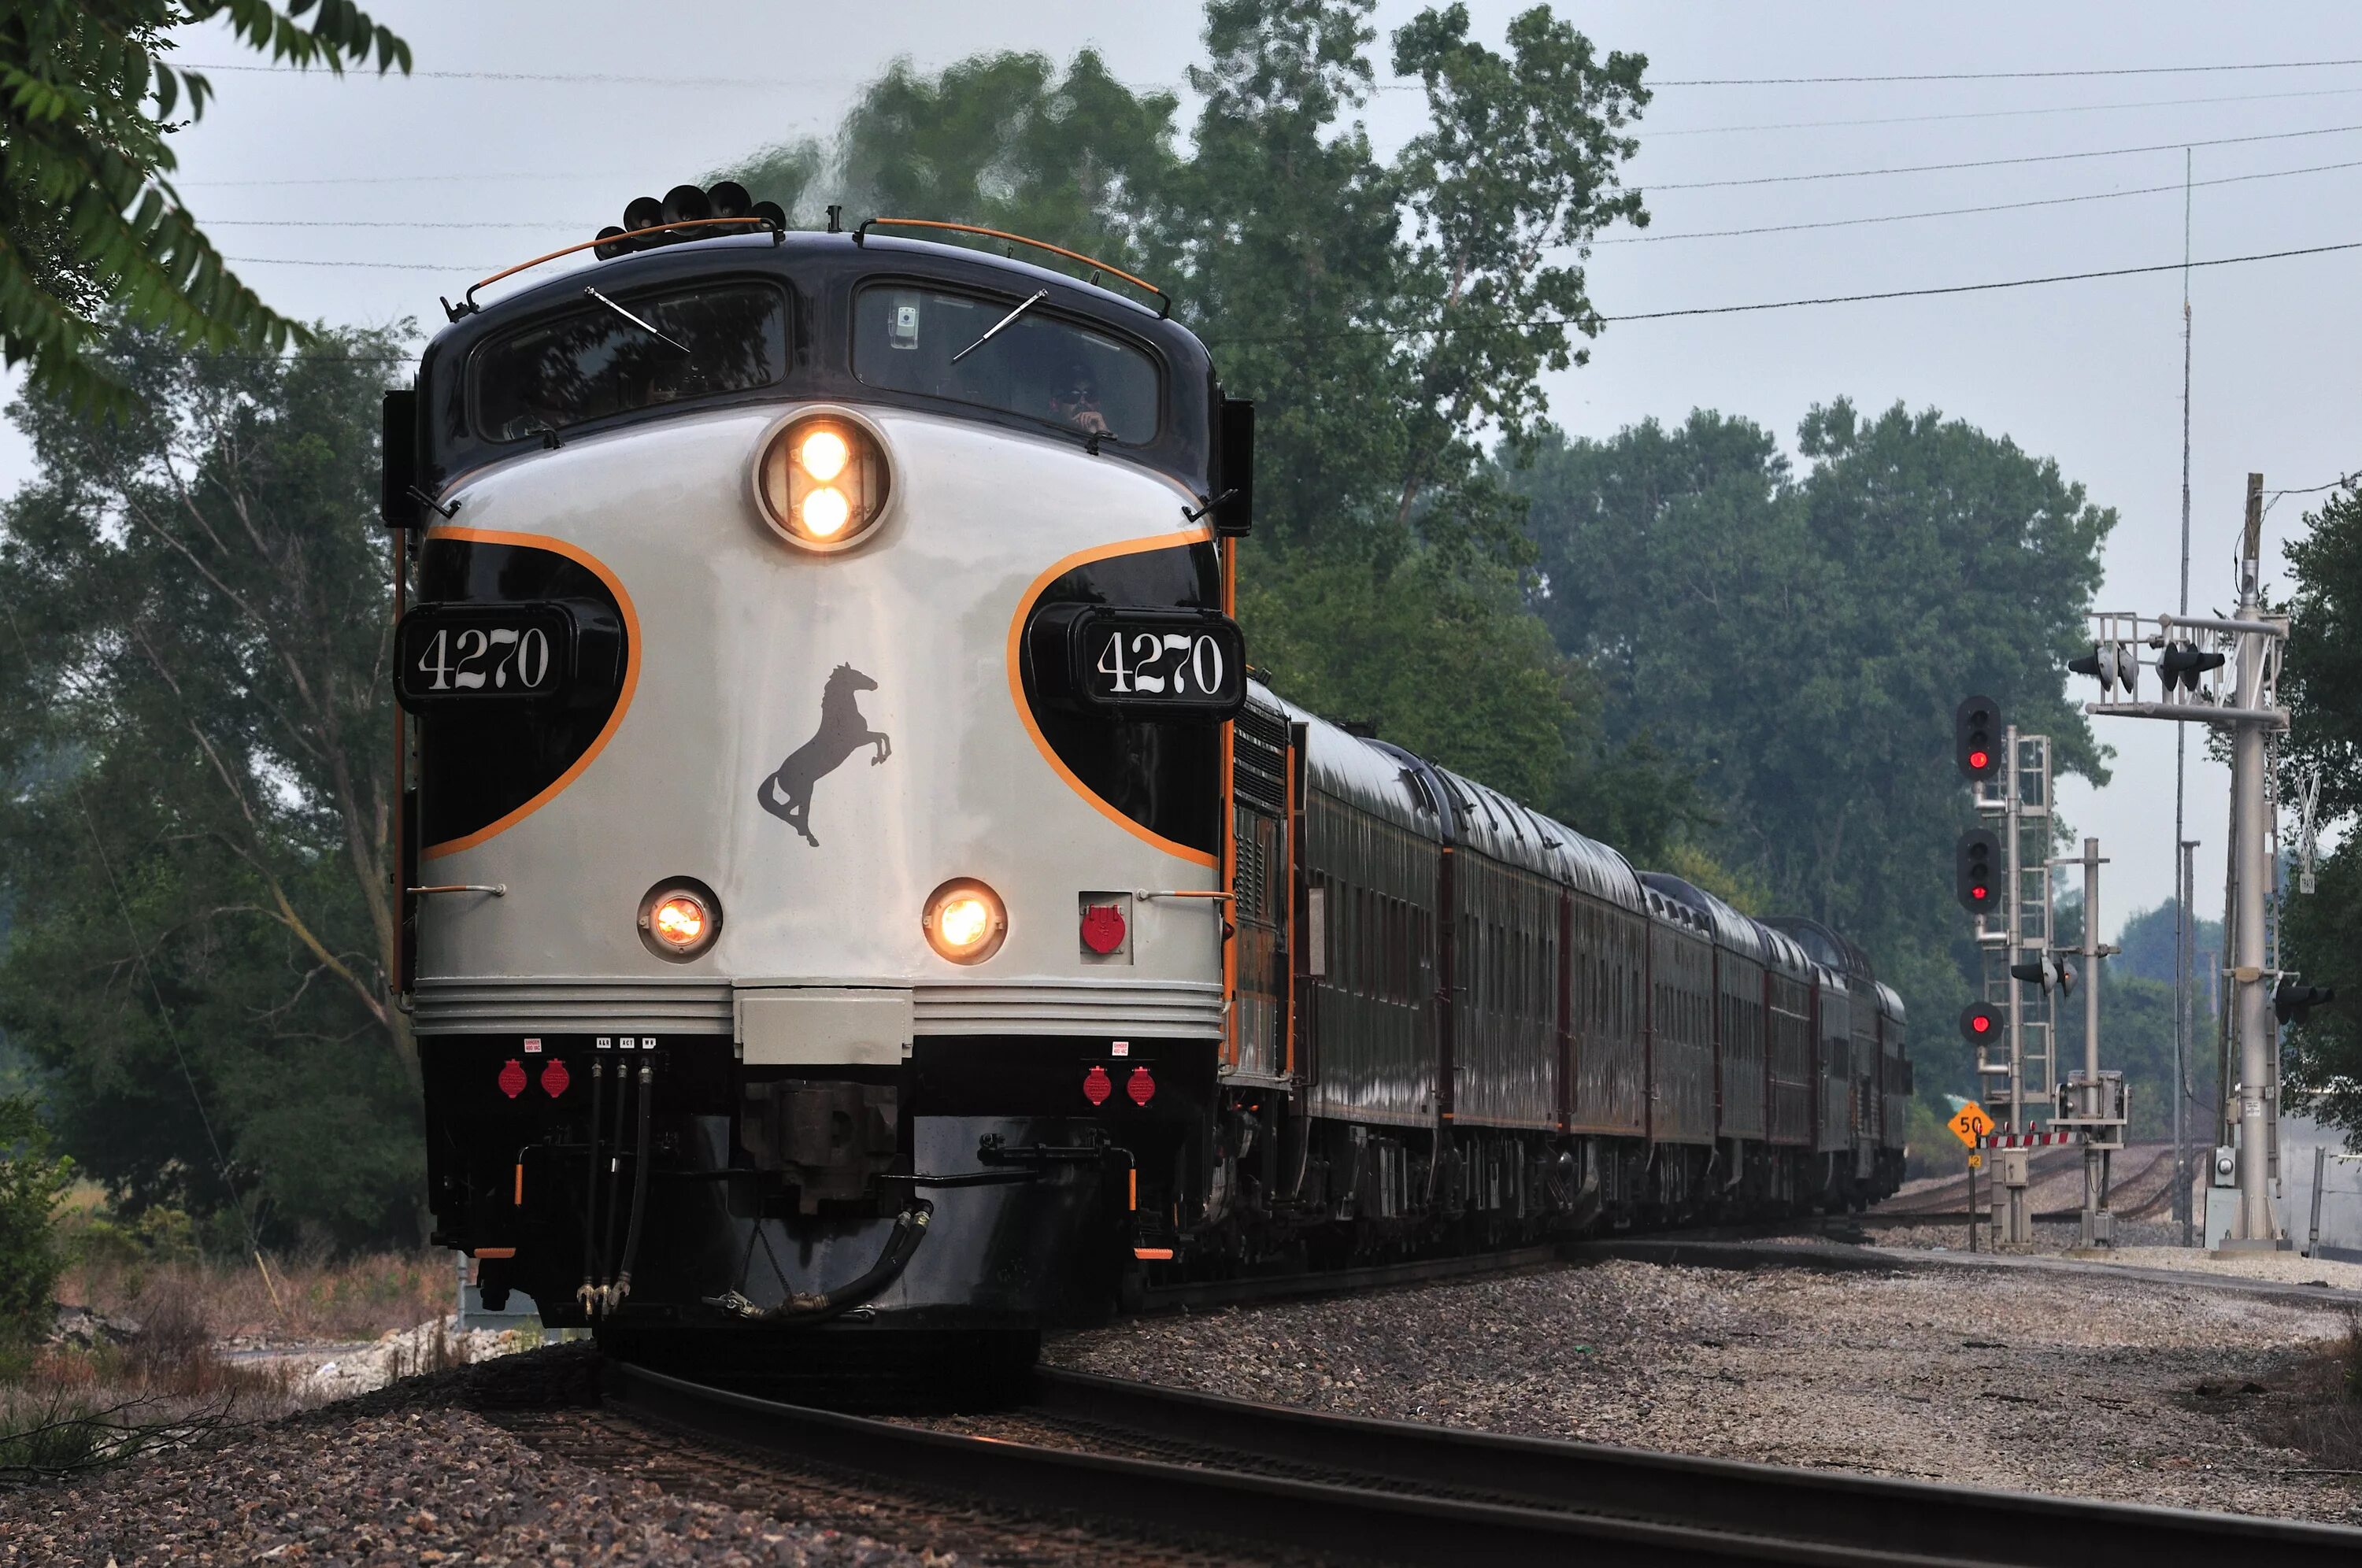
<box><xmin>9</xmin><ymin>0</ymin><xmax>2360</xmax><ymax>936</ymax></box>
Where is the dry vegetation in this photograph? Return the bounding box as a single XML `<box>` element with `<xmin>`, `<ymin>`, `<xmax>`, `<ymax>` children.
<box><xmin>0</xmin><ymin>1192</ymin><xmax>464</xmax><ymax>1483</ymax></box>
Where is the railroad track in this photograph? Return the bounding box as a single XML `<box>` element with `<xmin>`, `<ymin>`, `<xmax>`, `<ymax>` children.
<box><xmin>604</xmin><ymin>1358</ymin><xmax>2362</xmax><ymax>1567</ymax></box>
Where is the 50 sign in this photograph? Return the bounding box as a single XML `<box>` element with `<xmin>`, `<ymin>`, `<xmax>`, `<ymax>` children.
<box><xmin>396</xmin><ymin>603</ymin><xmax>575</xmax><ymax>709</ymax></box>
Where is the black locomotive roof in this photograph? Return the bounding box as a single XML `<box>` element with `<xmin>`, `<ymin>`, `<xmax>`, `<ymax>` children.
<box><xmin>1762</xmin><ymin>915</ymin><xmax>1875</xmax><ymax>989</ymax></box>
<box><xmin>414</xmin><ymin>229</ymin><xmax>1220</xmax><ymax>497</ymax></box>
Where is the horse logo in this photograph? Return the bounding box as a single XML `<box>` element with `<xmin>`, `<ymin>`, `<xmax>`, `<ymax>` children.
<box><xmin>757</xmin><ymin>664</ymin><xmax>890</xmax><ymax>847</ymax></box>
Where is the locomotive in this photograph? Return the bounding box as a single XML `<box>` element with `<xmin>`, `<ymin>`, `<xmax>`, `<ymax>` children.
<box><xmin>381</xmin><ymin>184</ymin><xmax>1908</xmax><ymax>1378</ymax></box>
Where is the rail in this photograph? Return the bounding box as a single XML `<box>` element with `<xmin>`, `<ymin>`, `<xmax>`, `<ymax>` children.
<box><xmin>605</xmin><ymin>1359</ymin><xmax>2362</xmax><ymax>1567</ymax></box>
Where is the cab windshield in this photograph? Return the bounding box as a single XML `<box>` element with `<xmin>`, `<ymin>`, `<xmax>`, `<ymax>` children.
<box><xmin>853</xmin><ymin>283</ymin><xmax>1159</xmax><ymax>445</ymax></box>
<box><xmin>472</xmin><ymin>281</ymin><xmax>788</xmax><ymax>442</ymax></box>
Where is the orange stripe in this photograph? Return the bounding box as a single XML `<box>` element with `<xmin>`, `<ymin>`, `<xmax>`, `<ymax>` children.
<box><xmin>1132</xmin><ymin>1246</ymin><xmax>1174</xmax><ymax>1261</ymax></box>
<box><xmin>513</xmin><ymin>1163</ymin><xmax>525</xmax><ymax>1206</ymax></box>
<box><xmin>422</xmin><ymin>527</ymin><xmax>642</xmax><ymax>860</ymax></box>
<box><xmin>1004</xmin><ymin>528</ymin><xmax>1219</xmax><ymax>868</ymax></box>
<box><xmin>472</xmin><ymin>1247</ymin><xmax>516</xmax><ymax>1259</ymax></box>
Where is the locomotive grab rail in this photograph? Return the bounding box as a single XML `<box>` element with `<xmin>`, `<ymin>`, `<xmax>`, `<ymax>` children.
<box><xmin>852</xmin><ymin>216</ymin><xmax>1172</xmax><ymax>317</ymax></box>
<box><xmin>454</xmin><ymin>216</ymin><xmax>783</xmax><ymax>316</ymax></box>
<box><xmin>408</xmin><ymin>883</ymin><xmax>506</xmax><ymax>897</ymax></box>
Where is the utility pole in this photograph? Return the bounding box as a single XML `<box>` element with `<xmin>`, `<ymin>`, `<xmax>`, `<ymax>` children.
<box><xmin>2177</xmin><ymin>837</ymin><xmax>2199</xmax><ymax>1246</ymax></box>
<box><xmin>2225</xmin><ymin>475</ymin><xmax>2282</xmax><ymax>1249</ymax></box>
<box><xmin>2054</xmin><ymin>838</ymin><xmax>2124</xmax><ymax>1250</ymax></box>
<box><xmin>2072</xmin><ymin>473</ymin><xmax>2290</xmax><ymax>1252</ymax></box>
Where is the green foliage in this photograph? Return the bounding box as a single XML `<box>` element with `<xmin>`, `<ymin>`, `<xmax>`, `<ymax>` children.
<box><xmin>0</xmin><ymin>2</ymin><xmax>409</xmax><ymax>414</ymax></box>
<box><xmin>0</xmin><ymin>1096</ymin><xmax>71</xmax><ymax>1346</ymax></box>
<box><xmin>1516</xmin><ymin>402</ymin><xmax>2116</xmax><ymax>1068</ymax></box>
<box><xmin>0</xmin><ymin>324</ymin><xmax>420</xmax><ymax>1249</ymax></box>
<box><xmin>727</xmin><ymin>2</ymin><xmax>1668</xmax><ymax>827</ymax></box>
<box><xmin>2280</xmin><ymin>483</ymin><xmax>2362</xmax><ymax>1143</ymax></box>
<box><xmin>2112</xmin><ymin>898</ymin><xmax>2221</xmax><ymax>986</ymax></box>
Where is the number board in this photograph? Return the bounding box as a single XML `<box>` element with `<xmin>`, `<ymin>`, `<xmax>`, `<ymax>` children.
<box><xmin>396</xmin><ymin>602</ymin><xmax>575</xmax><ymax>709</ymax></box>
<box><xmin>1042</xmin><ymin>606</ymin><xmax>1245</xmax><ymax>721</ymax></box>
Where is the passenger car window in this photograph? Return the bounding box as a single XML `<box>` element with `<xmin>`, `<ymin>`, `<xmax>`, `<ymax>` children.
<box><xmin>853</xmin><ymin>283</ymin><xmax>1159</xmax><ymax>444</ymax></box>
<box><xmin>473</xmin><ymin>282</ymin><xmax>787</xmax><ymax>442</ymax></box>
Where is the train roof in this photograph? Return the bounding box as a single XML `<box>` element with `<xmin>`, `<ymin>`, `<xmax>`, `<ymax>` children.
<box><xmin>1755</xmin><ymin>920</ymin><xmax>1817</xmax><ymax>983</ymax></box>
<box><xmin>1762</xmin><ymin>915</ymin><xmax>1875</xmax><ymax>989</ymax></box>
<box><xmin>1246</xmin><ymin>685</ymin><xmax>1642</xmax><ymax>912</ymax></box>
<box><xmin>1253</xmin><ymin>688</ymin><xmax>1434</xmax><ymax>836</ymax></box>
<box><xmin>1875</xmin><ymin>980</ymin><xmax>1906</xmax><ymax>1023</ymax></box>
<box><xmin>1638</xmin><ymin>873</ymin><xmax>1766</xmax><ymax>962</ymax></box>
<box><xmin>1431</xmin><ymin>767</ymin><xmax>1643</xmax><ymax>911</ymax></box>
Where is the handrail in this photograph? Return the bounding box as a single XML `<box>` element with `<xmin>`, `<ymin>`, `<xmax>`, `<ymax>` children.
<box><xmin>456</xmin><ymin>216</ymin><xmax>782</xmax><ymax>316</ymax></box>
<box><xmin>852</xmin><ymin>216</ymin><xmax>1170</xmax><ymax>317</ymax></box>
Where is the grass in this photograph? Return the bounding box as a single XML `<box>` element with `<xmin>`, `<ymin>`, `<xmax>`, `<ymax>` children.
<box><xmin>0</xmin><ymin>1197</ymin><xmax>480</xmax><ymax>1484</ymax></box>
<box><xmin>2250</xmin><ymin>1316</ymin><xmax>2362</xmax><ymax>1477</ymax></box>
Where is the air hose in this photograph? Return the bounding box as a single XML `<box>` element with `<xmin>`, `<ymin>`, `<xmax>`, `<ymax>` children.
<box><xmin>703</xmin><ymin>1199</ymin><xmax>935</xmax><ymax>1327</ymax></box>
<box><xmin>608</xmin><ymin>1056</ymin><xmax>656</xmax><ymax>1311</ymax></box>
<box><xmin>598</xmin><ymin>1047</ymin><xmax>632</xmax><ymax>1304</ymax></box>
<box><xmin>577</xmin><ymin>1054</ymin><xmax>605</xmax><ymax>1315</ymax></box>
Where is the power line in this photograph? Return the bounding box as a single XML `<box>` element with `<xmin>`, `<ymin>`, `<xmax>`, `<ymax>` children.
<box><xmin>1648</xmin><ymin>119</ymin><xmax>2362</xmax><ymax>191</ymax></box>
<box><xmin>1652</xmin><ymin>57</ymin><xmax>2362</xmax><ymax>87</ymax></box>
<box><xmin>156</xmin><ymin>239</ymin><xmax>2362</xmax><ymax>341</ymax></box>
<box><xmin>1651</xmin><ymin>83</ymin><xmax>2362</xmax><ymax>138</ymax></box>
<box><xmin>1198</xmin><ymin>239</ymin><xmax>2362</xmax><ymax>343</ymax></box>
<box><xmin>1597</xmin><ymin>155</ymin><xmax>2362</xmax><ymax>246</ymax></box>
<box><xmin>1598</xmin><ymin>240</ymin><xmax>2362</xmax><ymax>323</ymax></box>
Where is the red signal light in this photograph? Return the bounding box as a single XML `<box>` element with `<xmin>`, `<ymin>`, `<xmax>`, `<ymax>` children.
<box><xmin>1970</xmin><ymin>884</ymin><xmax>1989</xmax><ymax>903</ymax></box>
<box><xmin>1968</xmin><ymin>749</ymin><xmax>1990</xmax><ymax>771</ymax></box>
<box><xmin>1971</xmin><ymin>1013</ymin><xmax>1993</xmax><ymax>1034</ymax></box>
<box><xmin>1127</xmin><ymin>1066</ymin><xmax>1157</xmax><ymax>1107</ymax></box>
<box><xmin>1083</xmin><ymin>1066</ymin><xmax>1113</xmax><ymax>1106</ymax></box>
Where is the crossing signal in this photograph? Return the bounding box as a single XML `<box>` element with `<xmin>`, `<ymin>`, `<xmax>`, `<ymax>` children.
<box><xmin>2275</xmin><ymin>975</ymin><xmax>2336</xmax><ymax>1026</ymax></box>
<box><xmin>2009</xmin><ymin>952</ymin><xmax>2076</xmax><ymax>995</ymax></box>
<box><xmin>1959</xmin><ymin>1002</ymin><xmax>2001</xmax><ymax>1043</ymax></box>
<box><xmin>2157</xmin><ymin>639</ymin><xmax>2227</xmax><ymax>693</ymax></box>
<box><xmin>1955</xmin><ymin>695</ymin><xmax>2002</xmax><ymax>780</ymax></box>
<box><xmin>1955</xmin><ymin>829</ymin><xmax>2000</xmax><ymax>913</ymax></box>
<box><xmin>2068</xmin><ymin>642</ymin><xmax>2138</xmax><ymax>697</ymax></box>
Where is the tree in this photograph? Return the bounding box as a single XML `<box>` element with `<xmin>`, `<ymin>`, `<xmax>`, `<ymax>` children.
<box><xmin>2277</xmin><ymin>483</ymin><xmax>2362</xmax><ymax>1141</ymax></box>
<box><xmin>726</xmin><ymin>2</ymin><xmax>1673</xmax><ymax>838</ymax></box>
<box><xmin>1</xmin><ymin>2</ymin><xmax>409</xmax><ymax>414</ymax></box>
<box><xmin>1516</xmin><ymin>401</ymin><xmax>2116</xmax><ymax>1097</ymax></box>
<box><xmin>0</xmin><ymin>324</ymin><xmax>418</xmax><ymax>1248</ymax></box>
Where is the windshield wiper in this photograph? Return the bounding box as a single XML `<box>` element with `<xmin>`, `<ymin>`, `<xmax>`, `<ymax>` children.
<box><xmin>950</xmin><ymin>289</ymin><xmax>1050</xmax><ymax>364</ymax></box>
<box><xmin>583</xmin><ymin>287</ymin><xmax>690</xmax><ymax>354</ymax></box>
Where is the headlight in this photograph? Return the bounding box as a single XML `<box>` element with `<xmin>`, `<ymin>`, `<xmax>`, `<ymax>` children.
<box><xmin>923</xmin><ymin>878</ymin><xmax>1006</xmax><ymax>965</ymax></box>
<box><xmin>757</xmin><ymin>414</ymin><xmax>889</xmax><ymax>551</ymax></box>
<box><xmin>639</xmin><ymin>878</ymin><xmax>721</xmax><ymax>961</ymax></box>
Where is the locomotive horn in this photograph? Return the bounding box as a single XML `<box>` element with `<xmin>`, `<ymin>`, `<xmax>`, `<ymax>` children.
<box><xmin>661</xmin><ymin>183</ymin><xmax>713</xmax><ymax>227</ymax></box>
<box><xmin>751</xmin><ymin>199</ymin><xmax>788</xmax><ymax>235</ymax></box>
<box><xmin>592</xmin><ymin>224</ymin><xmax>628</xmax><ymax>261</ymax></box>
<box><xmin>709</xmin><ymin>180</ymin><xmax>753</xmax><ymax>220</ymax></box>
<box><xmin>620</xmin><ymin>194</ymin><xmax>664</xmax><ymax>246</ymax></box>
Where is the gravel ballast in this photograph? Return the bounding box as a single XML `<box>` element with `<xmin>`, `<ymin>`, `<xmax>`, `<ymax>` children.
<box><xmin>1050</xmin><ymin>1258</ymin><xmax>2362</xmax><ymax>1526</ymax></box>
<box><xmin>0</xmin><ymin>1352</ymin><xmax>937</xmax><ymax>1567</ymax></box>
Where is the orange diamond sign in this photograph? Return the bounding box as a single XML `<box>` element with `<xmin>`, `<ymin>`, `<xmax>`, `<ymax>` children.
<box><xmin>1949</xmin><ymin>1102</ymin><xmax>1992</xmax><ymax>1148</ymax></box>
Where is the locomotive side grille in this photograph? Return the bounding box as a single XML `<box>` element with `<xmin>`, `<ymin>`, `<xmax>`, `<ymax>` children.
<box><xmin>1234</xmin><ymin>810</ymin><xmax>1270</xmax><ymax>923</ymax></box>
<box><xmin>1232</xmin><ymin>700</ymin><xmax>1288</xmax><ymax>815</ymax></box>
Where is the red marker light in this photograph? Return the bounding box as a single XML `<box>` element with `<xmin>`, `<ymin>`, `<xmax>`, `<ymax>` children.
<box><xmin>1081</xmin><ymin>903</ymin><xmax>1127</xmax><ymax>955</ymax></box>
<box><xmin>1083</xmin><ymin>1066</ymin><xmax>1113</xmax><ymax>1106</ymax></box>
<box><xmin>498</xmin><ymin>1059</ymin><xmax>528</xmax><ymax>1099</ymax></box>
<box><xmin>540</xmin><ymin>1059</ymin><xmax>571</xmax><ymax>1097</ymax></box>
<box><xmin>1127</xmin><ymin>1066</ymin><xmax>1157</xmax><ymax>1107</ymax></box>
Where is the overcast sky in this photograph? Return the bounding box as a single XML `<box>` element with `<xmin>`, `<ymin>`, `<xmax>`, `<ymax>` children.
<box><xmin>9</xmin><ymin>0</ymin><xmax>2360</xmax><ymax>937</ymax></box>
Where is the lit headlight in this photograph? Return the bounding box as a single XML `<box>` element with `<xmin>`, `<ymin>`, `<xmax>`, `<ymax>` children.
<box><xmin>923</xmin><ymin>878</ymin><xmax>1006</xmax><ymax>965</ymax></box>
<box><xmin>757</xmin><ymin>415</ymin><xmax>889</xmax><ymax>551</ymax></box>
<box><xmin>639</xmin><ymin>878</ymin><xmax>721</xmax><ymax>961</ymax></box>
